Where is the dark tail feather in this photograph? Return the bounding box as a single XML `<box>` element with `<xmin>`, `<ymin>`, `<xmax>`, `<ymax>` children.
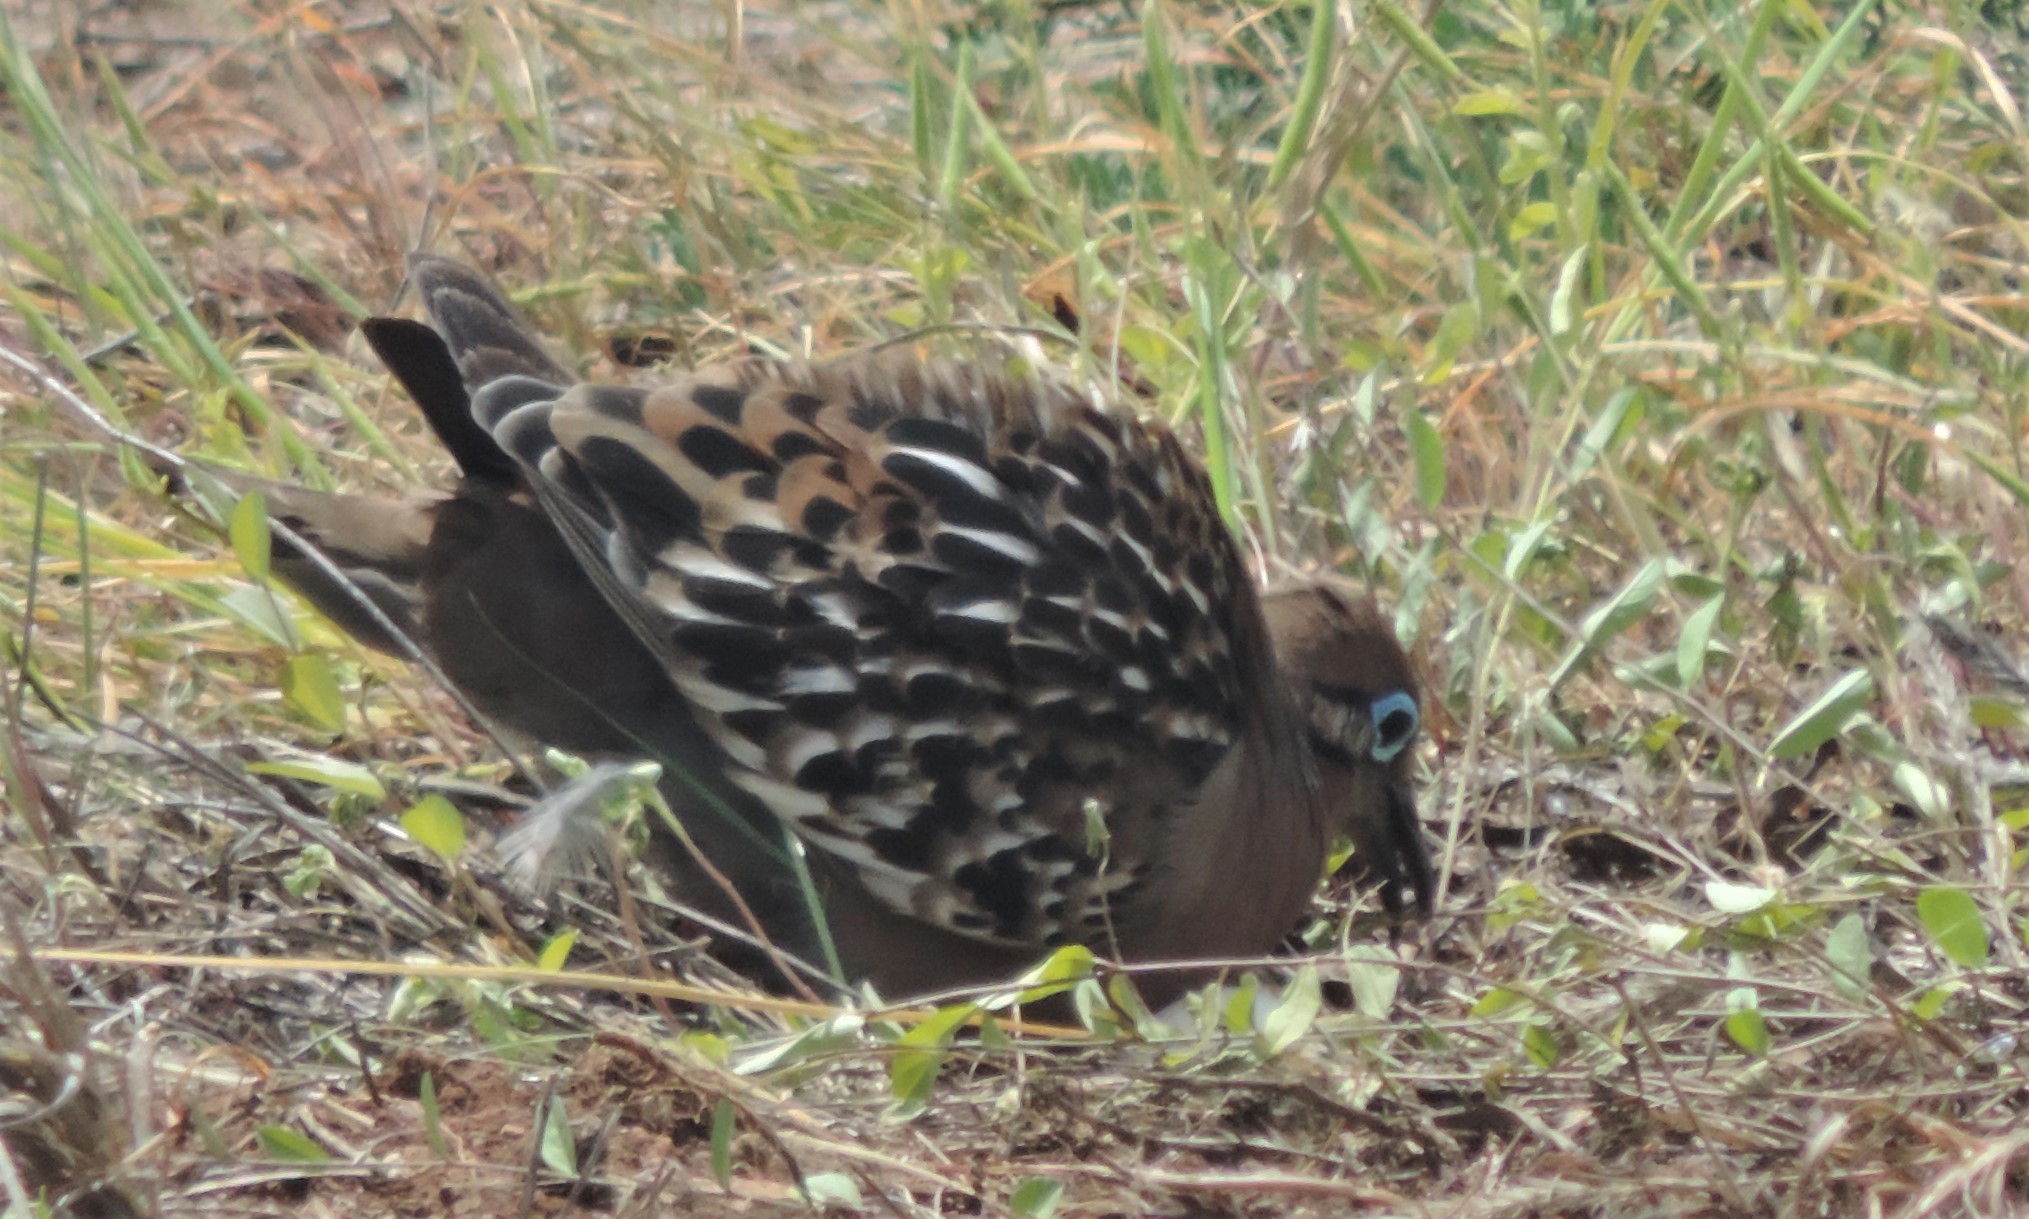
<box><xmin>406</xmin><ymin>255</ymin><xmax>576</xmax><ymax>388</ymax></box>
<box><xmin>361</xmin><ymin>317</ymin><xmax>519</xmax><ymax>485</ymax></box>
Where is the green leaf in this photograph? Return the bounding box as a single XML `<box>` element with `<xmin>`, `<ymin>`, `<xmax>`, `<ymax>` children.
<box><xmin>1406</xmin><ymin>409</ymin><xmax>1446</xmax><ymax>509</ymax></box>
<box><xmin>1264</xmin><ymin>0</ymin><xmax>1336</xmax><ymax>191</ymax></box>
<box><xmin>230</xmin><ymin>490</ymin><xmax>271</xmax><ymax>581</ymax></box>
<box><xmin>680</xmin><ymin>1030</ymin><xmax>732</xmax><ymax>1066</ymax></box>
<box><xmin>400</xmin><ymin>794</ymin><xmax>467</xmax><ymax>861</ymax></box>
<box><xmin>1453</xmin><ymin>88</ymin><xmax>1527</xmax><ymax>116</ymax></box>
<box><xmin>1503</xmin><ymin>520</ymin><xmax>1553</xmax><ymax>580</ymax></box>
<box><xmin>1916</xmin><ymin>885</ymin><xmax>1989</xmax><ymax>967</ymax></box>
<box><xmin>1256</xmin><ymin>965</ymin><xmax>1321</xmax><ymax>1057</ymax></box>
<box><xmin>539</xmin><ymin>1096</ymin><xmax>576</xmax><ymax>1176</ymax></box>
<box><xmin>282</xmin><ymin>845</ymin><xmax>334</xmax><ymax>899</ymax></box>
<box><xmin>709</xmin><ymin>1100</ymin><xmax>736</xmax><ymax>1189</ymax></box>
<box><xmin>1222</xmin><ymin>974</ymin><xmax>1260</xmax><ymax>1035</ymax></box>
<box><xmin>1549</xmin><ymin>559</ymin><xmax>1663</xmax><ymax>689</ymax></box>
<box><xmin>1825</xmin><ymin>914</ymin><xmax>1871</xmax><ymax>1001</ymax></box>
<box><xmin>280</xmin><ymin>653</ymin><xmax>346</xmax><ymax>733</ymax></box>
<box><xmin>890</xmin><ymin>1001</ymin><xmax>977</xmax><ymax>1110</ymax></box>
<box><xmin>1640</xmin><ymin>714</ymin><xmax>1687</xmax><ymax>756</ymax></box>
<box><xmin>1675</xmin><ymin>595</ymin><xmax>1725</xmax><ymax>689</ymax></box>
<box><xmin>1011</xmin><ymin>1177</ymin><xmax>1065</xmax><ymax>1218</ymax></box>
<box><xmin>1724</xmin><ymin>1007</ymin><xmax>1770</xmax><ymax>1055</ymax></box>
<box><xmin>1522</xmin><ymin>1022</ymin><xmax>1561</xmax><ymax>1068</ymax></box>
<box><xmin>1081</xmin><ymin>796</ymin><xmax>1109</xmax><ymax>855</ymax></box>
<box><xmin>1116</xmin><ymin>324</ymin><xmax>1181</xmax><ymax>371</ymax></box>
<box><xmin>255</xmin><ymin>1126</ymin><xmax>330</xmax><ymax>1162</ymax></box>
<box><xmin>1422</xmin><ymin>303</ymin><xmax>1477</xmax><ymax>382</ymax></box>
<box><xmin>1644</xmin><ymin>922</ymin><xmax>1689</xmax><ymax>953</ymax></box>
<box><xmin>738</xmin><ymin>115</ymin><xmax>815</xmax><ymax>155</ymax></box>
<box><xmin>1508</xmin><ymin>200</ymin><xmax>1559</xmax><ymax>240</ymax></box>
<box><xmin>1548</xmin><ymin>243</ymin><xmax>1588</xmax><ymax>334</ymax></box>
<box><xmin>1891</xmin><ymin>762</ymin><xmax>1951</xmax><ymax>821</ymax></box>
<box><xmin>1582</xmin><ymin>559</ymin><xmax>1664</xmax><ymax>642</ymax></box>
<box><xmin>731</xmin><ymin>1014</ymin><xmax>863</xmax><ymax>1074</ymax></box>
<box><xmin>217</xmin><ymin>584</ymin><xmax>298</xmax><ymax>647</ymax></box>
<box><xmin>246</xmin><ymin>756</ymin><xmax>386</xmax><ymax>800</ymax></box>
<box><xmin>986</xmin><ymin>943</ymin><xmax>1096</xmax><ymax>1011</ymax></box>
<box><xmin>1341</xmin><ymin>945</ymin><xmax>1400</xmax><ymax>1019</ymax></box>
<box><xmin>536</xmin><ymin>930</ymin><xmax>577</xmax><ymax>972</ymax></box>
<box><xmin>1470</xmin><ymin>985</ymin><xmax>1529</xmax><ymax>1018</ymax></box>
<box><xmin>1768</xmin><ymin>670</ymin><xmax>1874</xmax><ymax>759</ymax></box>
<box><xmin>934</xmin><ymin>41</ymin><xmax>975</xmax><ymax>215</ymax></box>
<box><xmin>419</xmin><ymin>1072</ymin><xmax>449</xmax><ymax>1160</ymax></box>
<box><xmin>1705</xmin><ymin>881</ymin><xmax>1776</xmax><ymax>914</ymax></box>
<box><xmin>800</xmin><ymin>1173</ymin><xmax>863</xmax><ymax>1208</ymax></box>
<box><xmin>1499</xmin><ymin>130</ymin><xmax>1553</xmax><ymax>184</ymax></box>
<box><xmin>1074</xmin><ymin>975</ymin><xmax>1125</xmax><ymax>1034</ymax></box>
<box><xmin>1912</xmin><ymin>983</ymin><xmax>1958</xmax><ymax>1020</ymax></box>
<box><xmin>1970</xmin><ymin>696</ymin><xmax>2029</xmax><ymax>731</ymax></box>
<box><xmin>908</xmin><ymin>46</ymin><xmax>933</xmax><ymax>176</ymax></box>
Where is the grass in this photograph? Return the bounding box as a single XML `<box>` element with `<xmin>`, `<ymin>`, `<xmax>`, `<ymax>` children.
<box><xmin>2</xmin><ymin>0</ymin><xmax>2028</xmax><ymax>1214</ymax></box>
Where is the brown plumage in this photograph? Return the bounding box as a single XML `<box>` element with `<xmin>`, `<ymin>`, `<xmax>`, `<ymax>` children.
<box><xmin>226</xmin><ymin>256</ymin><xmax>1432</xmax><ymax>1005</ymax></box>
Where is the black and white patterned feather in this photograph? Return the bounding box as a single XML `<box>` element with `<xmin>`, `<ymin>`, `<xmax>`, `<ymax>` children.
<box><xmin>387</xmin><ymin>256</ymin><xmax>1428</xmax><ymax>957</ymax></box>
<box><xmin>228</xmin><ymin>256</ymin><xmax>1437</xmax><ymax>995</ymax></box>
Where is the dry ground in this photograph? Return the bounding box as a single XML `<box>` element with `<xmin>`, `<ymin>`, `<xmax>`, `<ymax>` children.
<box><xmin>3</xmin><ymin>0</ymin><xmax>2029</xmax><ymax>1216</ymax></box>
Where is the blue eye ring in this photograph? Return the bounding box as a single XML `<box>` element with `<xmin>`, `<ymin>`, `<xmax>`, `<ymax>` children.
<box><xmin>1369</xmin><ymin>690</ymin><xmax>1419</xmax><ymax>762</ymax></box>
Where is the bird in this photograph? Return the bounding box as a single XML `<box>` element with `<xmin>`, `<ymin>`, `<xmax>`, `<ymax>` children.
<box><xmin>214</xmin><ymin>255</ymin><xmax>1433</xmax><ymax>1007</ymax></box>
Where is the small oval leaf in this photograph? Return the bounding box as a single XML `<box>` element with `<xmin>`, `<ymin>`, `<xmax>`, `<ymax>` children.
<box><xmin>401</xmin><ymin>794</ymin><xmax>467</xmax><ymax>861</ymax></box>
<box><xmin>1508</xmin><ymin>200</ymin><xmax>1559</xmax><ymax>241</ymax></box>
<box><xmin>1342</xmin><ymin>945</ymin><xmax>1400</xmax><ymax>1019</ymax></box>
<box><xmin>991</xmin><ymin>943</ymin><xmax>1095</xmax><ymax>1011</ymax></box>
<box><xmin>1825</xmin><ymin>913</ymin><xmax>1871</xmax><ymax>1000</ymax></box>
<box><xmin>1549</xmin><ymin>559</ymin><xmax>1664</xmax><ymax>689</ymax></box>
<box><xmin>1422</xmin><ymin>304</ymin><xmax>1477</xmax><ymax>383</ymax></box>
<box><xmin>1675</xmin><ymin>595</ymin><xmax>1725</xmax><ymax>689</ymax></box>
<box><xmin>1725</xmin><ymin>1007</ymin><xmax>1770</xmax><ymax>1055</ymax></box>
<box><xmin>1548</xmin><ymin>243</ymin><xmax>1588</xmax><ymax>334</ymax></box>
<box><xmin>255</xmin><ymin>1125</ymin><xmax>330</xmax><ymax>1163</ymax></box>
<box><xmin>1257</xmin><ymin>965</ymin><xmax>1322</xmax><ymax>1057</ymax></box>
<box><xmin>1453</xmin><ymin>88</ymin><xmax>1527</xmax><ymax>117</ymax></box>
<box><xmin>1645</xmin><ymin>922</ymin><xmax>1690</xmax><ymax>954</ymax></box>
<box><xmin>891</xmin><ymin>1000</ymin><xmax>977</xmax><ymax>1109</ymax></box>
<box><xmin>1970</xmin><ymin>696</ymin><xmax>2029</xmax><ymax>730</ymax></box>
<box><xmin>1916</xmin><ymin>886</ymin><xmax>1989</xmax><ymax>967</ymax></box>
<box><xmin>800</xmin><ymin>1173</ymin><xmax>863</xmax><ymax>1208</ymax></box>
<box><xmin>1522</xmin><ymin>1022</ymin><xmax>1562</xmax><ymax>1068</ymax></box>
<box><xmin>1011</xmin><ymin>1176</ymin><xmax>1065</xmax><ymax>1219</ymax></box>
<box><xmin>1471</xmin><ymin>985</ymin><xmax>1529</xmax><ymax>1018</ymax></box>
<box><xmin>1583</xmin><ymin>558</ymin><xmax>1664</xmax><ymax>645</ymax></box>
<box><xmin>1891</xmin><ymin>762</ymin><xmax>1951</xmax><ymax>821</ymax></box>
<box><xmin>1769</xmin><ymin>670</ymin><xmax>1874</xmax><ymax>759</ymax></box>
<box><xmin>1705</xmin><ymin>881</ymin><xmax>1776</xmax><ymax>914</ymax></box>
<box><xmin>230</xmin><ymin>490</ymin><xmax>272</xmax><ymax>582</ymax></box>
<box><xmin>281</xmin><ymin>654</ymin><xmax>346</xmax><ymax>733</ymax></box>
<box><xmin>217</xmin><ymin>585</ymin><xmax>298</xmax><ymax>647</ymax></box>
<box><xmin>536</xmin><ymin>930</ymin><xmax>577</xmax><ymax>972</ymax></box>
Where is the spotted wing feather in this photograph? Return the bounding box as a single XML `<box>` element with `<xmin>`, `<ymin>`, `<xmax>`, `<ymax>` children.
<box><xmin>470</xmin><ymin>349</ymin><xmax>1265</xmax><ymax>948</ymax></box>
